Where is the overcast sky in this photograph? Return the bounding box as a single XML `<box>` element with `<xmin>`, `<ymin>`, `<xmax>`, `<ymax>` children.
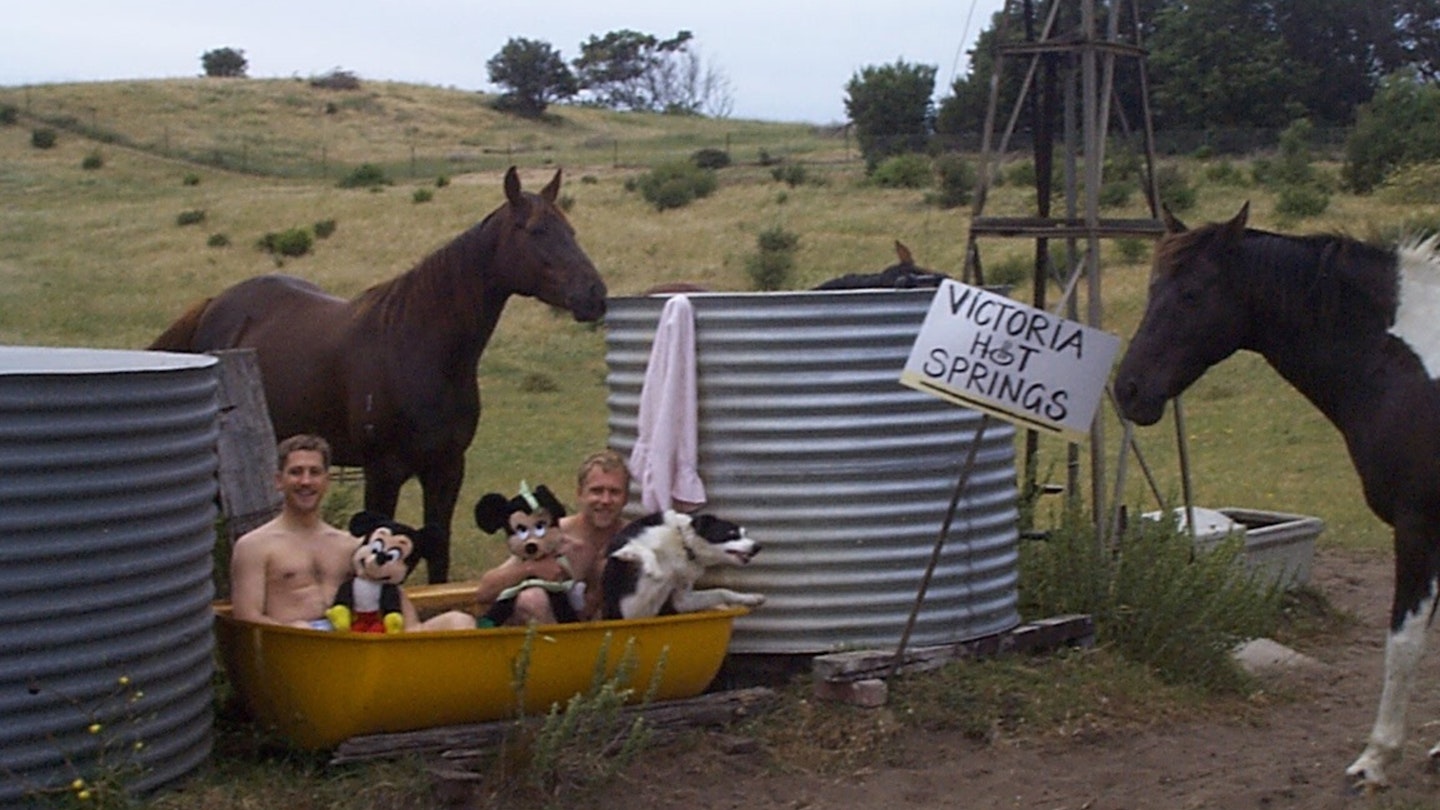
<box><xmin>2</xmin><ymin>0</ymin><xmax>1006</xmax><ymax>124</ymax></box>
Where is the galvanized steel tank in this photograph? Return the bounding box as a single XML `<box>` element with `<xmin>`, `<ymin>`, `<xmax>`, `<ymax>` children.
<box><xmin>0</xmin><ymin>347</ymin><xmax>219</xmax><ymax>806</ymax></box>
<box><xmin>606</xmin><ymin>290</ymin><xmax>1020</xmax><ymax>654</ymax></box>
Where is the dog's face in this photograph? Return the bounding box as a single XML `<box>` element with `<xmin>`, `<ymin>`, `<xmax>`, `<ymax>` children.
<box><xmin>683</xmin><ymin>514</ymin><xmax>761</xmax><ymax>568</ymax></box>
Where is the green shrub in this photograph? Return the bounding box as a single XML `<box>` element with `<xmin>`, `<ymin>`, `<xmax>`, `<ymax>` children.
<box><xmin>929</xmin><ymin>153</ymin><xmax>976</xmax><ymax>208</ymax></box>
<box><xmin>1156</xmin><ymin>164</ymin><xmax>1198</xmax><ymax>212</ymax></box>
<box><xmin>1203</xmin><ymin>160</ymin><xmax>1247</xmax><ymax>187</ymax></box>
<box><xmin>1098</xmin><ymin>181</ymin><xmax>1132</xmax><ymax>208</ymax></box>
<box><xmin>31</xmin><ymin>128</ymin><xmax>57</xmax><ymax>149</ymax></box>
<box><xmin>1379</xmin><ymin>162</ymin><xmax>1440</xmax><ymax>204</ymax></box>
<box><xmin>870</xmin><ymin>153</ymin><xmax>932</xmax><ymax>189</ymax></box>
<box><xmin>757</xmin><ymin>148</ymin><xmax>780</xmax><ymax>167</ymax></box>
<box><xmin>337</xmin><ymin>162</ymin><xmax>391</xmax><ymax>189</ymax></box>
<box><xmin>435</xmin><ymin>175</ymin><xmax>450</xmax><ymax>188</ymax></box>
<box><xmin>412</xmin><ymin>188</ymin><xmax>434</xmax><ymax>204</ymax></box>
<box><xmin>0</xmin><ymin>104</ymin><xmax>17</xmax><ymax>125</ymax></box>
<box><xmin>1020</xmin><ymin>508</ymin><xmax>1281</xmax><ymax>693</ymax></box>
<box><xmin>1275</xmin><ymin>183</ymin><xmax>1331</xmax><ymax>219</ymax></box>
<box><xmin>771</xmin><ymin>163</ymin><xmax>808</xmax><ymax>187</ymax></box>
<box><xmin>633</xmin><ymin>162</ymin><xmax>718</xmax><ymax>211</ymax></box>
<box><xmin>984</xmin><ymin>254</ymin><xmax>1031</xmax><ymax>288</ymax></box>
<box><xmin>1343</xmin><ymin>70</ymin><xmax>1440</xmax><ymax>193</ymax></box>
<box><xmin>182</xmin><ymin>172</ymin><xmax>201</xmax><ymax>186</ymax></box>
<box><xmin>1115</xmin><ymin>237</ymin><xmax>1150</xmax><ymax>263</ymax></box>
<box><xmin>580</xmin><ymin>174</ymin><xmax>599</xmax><ymax>184</ymax></box>
<box><xmin>175</xmin><ymin>209</ymin><xmax>206</xmax><ymax>226</ymax></box>
<box><xmin>81</xmin><ymin>151</ymin><xmax>104</xmax><ymax>170</ymax></box>
<box><xmin>691</xmin><ymin>147</ymin><xmax>731</xmax><ymax>169</ymax></box>
<box><xmin>746</xmin><ymin>225</ymin><xmax>800</xmax><ymax>291</ymax></box>
<box><xmin>259</xmin><ymin>227</ymin><xmax>314</xmax><ymax>257</ymax></box>
<box><xmin>207</xmin><ymin>233</ymin><xmax>231</xmax><ymax>248</ymax></box>
<box><xmin>313</xmin><ymin>219</ymin><xmax>337</xmax><ymax>239</ymax></box>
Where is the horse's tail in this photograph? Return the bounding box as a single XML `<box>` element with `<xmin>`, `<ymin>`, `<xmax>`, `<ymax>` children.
<box><xmin>147</xmin><ymin>298</ymin><xmax>212</xmax><ymax>351</ymax></box>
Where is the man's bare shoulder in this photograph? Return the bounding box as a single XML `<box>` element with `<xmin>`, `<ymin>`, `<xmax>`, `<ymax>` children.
<box><xmin>236</xmin><ymin>516</ymin><xmax>352</xmax><ymax>548</ymax></box>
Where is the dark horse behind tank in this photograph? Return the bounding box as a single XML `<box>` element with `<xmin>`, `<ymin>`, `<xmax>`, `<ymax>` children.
<box><xmin>149</xmin><ymin>166</ymin><xmax>608</xmax><ymax>582</ymax></box>
<box><xmin>1114</xmin><ymin>202</ymin><xmax>1440</xmax><ymax>790</ymax></box>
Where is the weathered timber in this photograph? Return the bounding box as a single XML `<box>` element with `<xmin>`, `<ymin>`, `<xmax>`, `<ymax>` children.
<box><xmin>812</xmin><ymin>614</ymin><xmax>1094</xmax><ymax>686</ymax></box>
<box><xmin>212</xmin><ymin>348</ymin><xmax>281</xmax><ymax>542</ymax></box>
<box><xmin>329</xmin><ymin>686</ymin><xmax>779</xmax><ymax>765</ymax></box>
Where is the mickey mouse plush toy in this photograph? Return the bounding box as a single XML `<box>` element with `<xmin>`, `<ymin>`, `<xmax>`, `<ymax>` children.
<box><xmin>325</xmin><ymin>511</ymin><xmax>428</xmax><ymax>634</ymax></box>
<box><xmin>473</xmin><ymin>482</ymin><xmax>579</xmax><ymax>627</ymax></box>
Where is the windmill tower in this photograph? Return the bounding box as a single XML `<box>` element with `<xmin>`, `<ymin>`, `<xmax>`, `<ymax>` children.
<box><xmin>963</xmin><ymin>0</ymin><xmax>1175</xmax><ymax>539</ymax></box>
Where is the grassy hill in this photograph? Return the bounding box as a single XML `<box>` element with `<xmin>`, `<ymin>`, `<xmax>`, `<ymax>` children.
<box><xmin>3</xmin><ymin>77</ymin><xmax>1431</xmax><ymax>577</ymax></box>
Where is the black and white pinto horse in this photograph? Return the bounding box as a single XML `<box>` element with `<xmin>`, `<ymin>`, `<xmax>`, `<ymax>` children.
<box><xmin>1115</xmin><ymin>203</ymin><xmax>1440</xmax><ymax>790</ymax></box>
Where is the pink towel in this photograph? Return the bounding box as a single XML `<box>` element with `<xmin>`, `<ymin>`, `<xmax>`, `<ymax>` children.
<box><xmin>629</xmin><ymin>295</ymin><xmax>707</xmax><ymax>513</ymax></box>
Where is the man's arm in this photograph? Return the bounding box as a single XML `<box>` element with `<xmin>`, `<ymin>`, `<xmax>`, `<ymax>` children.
<box><xmin>229</xmin><ymin>538</ymin><xmax>277</xmax><ymax>625</ymax></box>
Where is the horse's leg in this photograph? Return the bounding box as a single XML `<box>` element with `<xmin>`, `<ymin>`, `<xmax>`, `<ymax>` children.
<box><xmin>417</xmin><ymin>457</ymin><xmax>464</xmax><ymax>584</ymax></box>
<box><xmin>1347</xmin><ymin>515</ymin><xmax>1440</xmax><ymax>789</ymax></box>
<box><xmin>362</xmin><ymin>459</ymin><xmax>407</xmax><ymax>528</ymax></box>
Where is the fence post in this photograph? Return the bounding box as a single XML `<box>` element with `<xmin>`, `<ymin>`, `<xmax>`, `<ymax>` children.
<box><xmin>211</xmin><ymin>349</ymin><xmax>281</xmax><ymax>543</ymax></box>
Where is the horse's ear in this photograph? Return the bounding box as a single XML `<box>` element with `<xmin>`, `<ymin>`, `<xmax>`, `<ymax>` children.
<box><xmin>894</xmin><ymin>240</ymin><xmax>914</xmax><ymax>266</ymax></box>
<box><xmin>541</xmin><ymin>169</ymin><xmax>562</xmax><ymax>203</ymax></box>
<box><xmin>1221</xmin><ymin>201</ymin><xmax>1250</xmax><ymax>241</ymax></box>
<box><xmin>1161</xmin><ymin>204</ymin><xmax>1187</xmax><ymax>234</ymax></box>
<box><xmin>503</xmin><ymin>166</ymin><xmax>523</xmax><ymax>208</ymax></box>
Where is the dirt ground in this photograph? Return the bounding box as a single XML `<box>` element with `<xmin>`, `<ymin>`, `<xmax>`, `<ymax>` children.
<box><xmin>566</xmin><ymin>548</ymin><xmax>1440</xmax><ymax>810</ymax></box>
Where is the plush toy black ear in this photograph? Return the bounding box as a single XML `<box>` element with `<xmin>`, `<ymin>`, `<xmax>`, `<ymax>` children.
<box><xmin>348</xmin><ymin>510</ymin><xmax>389</xmax><ymax>538</ymax></box>
<box><xmin>474</xmin><ymin>493</ymin><xmax>514</xmax><ymax>534</ymax></box>
<box><xmin>532</xmin><ymin>484</ymin><xmax>568</xmax><ymax>521</ymax></box>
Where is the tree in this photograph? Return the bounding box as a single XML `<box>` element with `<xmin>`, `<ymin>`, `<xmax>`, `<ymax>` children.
<box><xmin>572</xmin><ymin>29</ymin><xmax>733</xmax><ymax>116</ymax></box>
<box><xmin>201</xmin><ymin>47</ymin><xmax>248</xmax><ymax>78</ymax></box>
<box><xmin>486</xmin><ymin>37</ymin><xmax>578</xmax><ymax>117</ymax></box>
<box><xmin>845</xmin><ymin>60</ymin><xmax>937</xmax><ymax>170</ymax></box>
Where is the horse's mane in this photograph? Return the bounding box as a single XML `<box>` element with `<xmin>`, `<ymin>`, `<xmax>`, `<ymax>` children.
<box><xmin>1161</xmin><ymin>224</ymin><xmax>1398</xmax><ymax>329</ymax></box>
<box><xmin>351</xmin><ymin>209</ymin><xmax>503</xmax><ymax>328</ymax></box>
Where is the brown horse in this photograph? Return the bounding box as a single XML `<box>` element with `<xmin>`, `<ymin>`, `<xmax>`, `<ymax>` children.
<box><xmin>150</xmin><ymin>166</ymin><xmax>607</xmax><ymax>582</ymax></box>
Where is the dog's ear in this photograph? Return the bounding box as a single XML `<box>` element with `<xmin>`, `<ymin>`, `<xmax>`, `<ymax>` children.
<box><xmin>532</xmin><ymin>484</ymin><xmax>567</xmax><ymax>521</ymax></box>
<box><xmin>474</xmin><ymin>493</ymin><xmax>513</xmax><ymax>534</ymax></box>
<box><xmin>689</xmin><ymin>514</ymin><xmax>716</xmax><ymax>536</ymax></box>
<box><xmin>348</xmin><ymin>510</ymin><xmax>388</xmax><ymax>538</ymax></box>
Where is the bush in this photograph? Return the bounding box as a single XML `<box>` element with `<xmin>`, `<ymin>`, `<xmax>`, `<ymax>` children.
<box><xmin>870</xmin><ymin>153</ymin><xmax>932</xmax><ymax>189</ymax></box>
<box><xmin>633</xmin><ymin>162</ymin><xmax>718</xmax><ymax>211</ymax></box>
<box><xmin>1098</xmin><ymin>181</ymin><xmax>1133</xmax><ymax>208</ymax></box>
<box><xmin>0</xmin><ymin>104</ymin><xmax>17</xmax><ymax>125</ymax></box>
<box><xmin>1379</xmin><ymin>162</ymin><xmax>1440</xmax><ymax>204</ymax></box>
<box><xmin>182</xmin><ymin>172</ymin><xmax>201</xmax><ymax>186</ymax></box>
<box><xmin>175</xmin><ymin>209</ymin><xmax>206</xmax><ymax>226</ymax></box>
<box><xmin>81</xmin><ymin>151</ymin><xmax>104</xmax><ymax>170</ymax></box>
<box><xmin>691</xmin><ymin>147</ymin><xmax>731</xmax><ymax>170</ymax></box>
<box><xmin>1343</xmin><ymin>70</ymin><xmax>1440</xmax><ymax>193</ymax></box>
<box><xmin>412</xmin><ymin>188</ymin><xmax>434</xmax><ymax>204</ymax></box>
<box><xmin>337</xmin><ymin>163</ymin><xmax>391</xmax><ymax>189</ymax></box>
<box><xmin>1203</xmin><ymin>160</ymin><xmax>1247</xmax><ymax>187</ymax></box>
<box><xmin>746</xmin><ymin>225</ymin><xmax>800</xmax><ymax>291</ymax></box>
<box><xmin>1021</xmin><ymin>508</ymin><xmax>1280</xmax><ymax>693</ymax></box>
<box><xmin>1274</xmin><ymin>183</ymin><xmax>1331</xmax><ymax>220</ymax></box>
<box><xmin>1156</xmin><ymin>164</ymin><xmax>1198</xmax><ymax>212</ymax></box>
<box><xmin>435</xmin><ymin>175</ymin><xmax>450</xmax><ymax>188</ymax></box>
<box><xmin>259</xmin><ymin>227</ymin><xmax>314</xmax><ymax>257</ymax></box>
<box><xmin>207</xmin><ymin>233</ymin><xmax>230</xmax><ymax>248</ymax></box>
<box><xmin>929</xmin><ymin>153</ymin><xmax>975</xmax><ymax>209</ymax></box>
<box><xmin>313</xmin><ymin>219</ymin><xmax>337</xmax><ymax>239</ymax></box>
<box><xmin>309</xmin><ymin>68</ymin><xmax>361</xmax><ymax>91</ymax></box>
<box><xmin>31</xmin><ymin>128</ymin><xmax>57</xmax><ymax>149</ymax></box>
<box><xmin>771</xmin><ymin>163</ymin><xmax>808</xmax><ymax>188</ymax></box>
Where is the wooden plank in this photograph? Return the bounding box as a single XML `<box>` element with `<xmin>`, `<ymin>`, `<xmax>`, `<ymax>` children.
<box><xmin>212</xmin><ymin>349</ymin><xmax>280</xmax><ymax>542</ymax></box>
<box><xmin>812</xmin><ymin>614</ymin><xmax>1095</xmax><ymax>685</ymax></box>
<box><xmin>329</xmin><ymin>686</ymin><xmax>780</xmax><ymax>765</ymax></box>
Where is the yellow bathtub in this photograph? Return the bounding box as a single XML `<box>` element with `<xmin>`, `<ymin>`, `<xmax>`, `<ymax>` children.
<box><xmin>214</xmin><ymin>583</ymin><xmax>744</xmax><ymax>749</ymax></box>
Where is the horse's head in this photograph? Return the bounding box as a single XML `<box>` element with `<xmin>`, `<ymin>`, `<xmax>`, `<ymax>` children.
<box><xmin>498</xmin><ymin>166</ymin><xmax>607</xmax><ymax>322</ymax></box>
<box><xmin>1115</xmin><ymin>203</ymin><xmax>1253</xmax><ymax>425</ymax></box>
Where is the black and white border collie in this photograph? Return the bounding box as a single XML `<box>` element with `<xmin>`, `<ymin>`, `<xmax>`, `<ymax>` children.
<box><xmin>601</xmin><ymin>510</ymin><xmax>765</xmax><ymax>620</ymax></box>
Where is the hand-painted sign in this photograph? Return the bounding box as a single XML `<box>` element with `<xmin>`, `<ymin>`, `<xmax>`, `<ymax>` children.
<box><xmin>900</xmin><ymin>280</ymin><xmax>1120</xmax><ymax>442</ymax></box>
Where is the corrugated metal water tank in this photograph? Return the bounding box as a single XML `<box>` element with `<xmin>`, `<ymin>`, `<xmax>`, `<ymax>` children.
<box><xmin>606</xmin><ymin>290</ymin><xmax>1021</xmax><ymax>654</ymax></box>
<box><xmin>0</xmin><ymin>347</ymin><xmax>219</xmax><ymax>807</ymax></box>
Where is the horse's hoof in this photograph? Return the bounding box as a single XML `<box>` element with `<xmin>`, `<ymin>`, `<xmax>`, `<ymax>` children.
<box><xmin>1345</xmin><ymin>753</ymin><xmax>1391</xmax><ymax>793</ymax></box>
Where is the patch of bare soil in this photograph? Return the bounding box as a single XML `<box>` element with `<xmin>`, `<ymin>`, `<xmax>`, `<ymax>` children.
<box><xmin>571</xmin><ymin>549</ymin><xmax>1440</xmax><ymax>809</ymax></box>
